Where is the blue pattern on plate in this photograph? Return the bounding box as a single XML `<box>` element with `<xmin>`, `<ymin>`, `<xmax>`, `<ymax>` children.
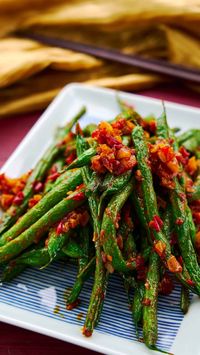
<box><xmin>0</xmin><ymin>260</ymin><xmax>187</xmax><ymax>351</ymax></box>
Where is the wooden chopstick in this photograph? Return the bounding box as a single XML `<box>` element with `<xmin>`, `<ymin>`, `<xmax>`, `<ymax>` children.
<box><xmin>18</xmin><ymin>32</ymin><xmax>200</xmax><ymax>84</ymax></box>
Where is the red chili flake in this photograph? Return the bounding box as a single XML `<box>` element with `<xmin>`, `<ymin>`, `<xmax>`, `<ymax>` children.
<box><xmin>49</xmin><ymin>165</ymin><xmax>58</xmax><ymax>174</ymax></box>
<box><xmin>66</xmin><ymin>152</ymin><xmax>76</xmax><ymax>165</ymax></box>
<box><xmin>159</xmin><ymin>145</ymin><xmax>174</xmax><ymax>162</ymax></box>
<box><xmin>101</xmin><ymin>251</ymin><xmax>107</xmax><ymax>264</ymax></box>
<box><xmin>170</xmin><ymin>232</ymin><xmax>177</xmax><ymax>246</ymax></box>
<box><xmin>178</xmin><ymin>256</ymin><xmax>183</xmax><ymax>266</ymax></box>
<box><xmin>114</xmin><ymin>212</ymin><xmax>121</xmax><ymax>229</ymax></box>
<box><xmin>106</xmin><ymin>254</ymin><xmax>113</xmax><ymax>262</ymax></box>
<box><xmin>154</xmin><ymin>215</ymin><xmax>164</xmax><ymax>227</ymax></box>
<box><xmin>124</xmin><ymin>205</ymin><xmax>134</xmax><ymax>229</ymax></box>
<box><xmin>76</xmin><ymin>183</ymin><xmax>85</xmax><ymax>191</ymax></box>
<box><xmin>142</xmin><ymin>298</ymin><xmax>151</xmax><ymax>306</ymax></box>
<box><xmin>145</xmin><ymin>280</ymin><xmax>150</xmax><ymax>290</ymax></box>
<box><xmin>105</xmin><ymin>262</ymin><xmax>114</xmax><ymax>273</ymax></box>
<box><xmin>112</xmin><ymin>118</ymin><xmax>127</xmax><ymax>130</ymax></box>
<box><xmin>195</xmin><ymin>231</ymin><xmax>200</xmax><ymax>250</ymax></box>
<box><xmin>137</xmin><ymin>265</ymin><xmax>147</xmax><ymax>280</ymax></box>
<box><xmin>79</xmin><ymin>211</ymin><xmax>90</xmax><ymax>226</ymax></box>
<box><xmin>100</xmin><ymin>230</ymin><xmax>105</xmax><ymax>243</ymax></box>
<box><xmin>135</xmin><ymin>169</ymin><xmax>142</xmax><ymax>182</ymax></box>
<box><xmin>149</xmin><ymin>215</ymin><xmax>163</xmax><ymax>232</ymax></box>
<box><xmin>178</xmin><ymin>146</ymin><xmax>190</xmax><ymax>165</ymax></box>
<box><xmin>116</xmin><ymin>147</ymin><xmax>131</xmax><ymax>160</ymax></box>
<box><xmin>0</xmin><ymin>194</ymin><xmax>14</xmax><ymax>210</ymax></box>
<box><xmin>135</xmin><ymin>255</ymin><xmax>145</xmax><ymax>269</ymax></box>
<box><xmin>13</xmin><ymin>191</ymin><xmax>24</xmax><ymax>206</ymax></box>
<box><xmin>167</xmin><ymin>255</ymin><xmax>182</xmax><ymax>273</ymax></box>
<box><xmin>193</xmin><ymin>212</ymin><xmax>200</xmax><ymax>225</ymax></box>
<box><xmin>82</xmin><ymin>326</ymin><xmax>92</xmax><ymax>337</ymax></box>
<box><xmin>186</xmin><ymin>279</ymin><xmax>195</xmax><ymax>287</ymax></box>
<box><xmin>105</xmin><ymin>135</ymin><xmax>123</xmax><ymax>149</ymax></box>
<box><xmin>186</xmin><ymin>156</ymin><xmax>198</xmax><ymax>176</ymax></box>
<box><xmin>159</xmin><ymin>274</ymin><xmax>174</xmax><ymax>295</ymax></box>
<box><xmin>178</xmin><ymin>192</ymin><xmax>186</xmax><ymax>202</ymax></box>
<box><xmin>175</xmin><ymin>218</ymin><xmax>184</xmax><ymax>225</ymax></box>
<box><xmin>91</xmin><ymin>155</ymin><xmax>107</xmax><ymax>174</ymax></box>
<box><xmin>28</xmin><ymin>194</ymin><xmax>42</xmax><ymax>208</ymax></box>
<box><xmin>75</xmin><ymin>123</ymin><xmax>83</xmax><ymax>136</ymax></box>
<box><xmin>47</xmin><ymin>172</ymin><xmax>60</xmax><ymax>182</ymax></box>
<box><xmin>154</xmin><ymin>240</ymin><xmax>166</xmax><ymax>258</ymax></box>
<box><xmin>72</xmin><ymin>191</ymin><xmax>85</xmax><ymax>201</ymax></box>
<box><xmin>56</xmin><ymin>222</ymin><xmax>63</xmax><ymax>235</ymax></box>
<box><xmin>66</xmin><ymin>299</ymin><xmax>80</xmax><ymax>310</ymax></box>
<box><xmin>116</xmin><ymin>234</ymin><xmax>123</xmax><ymax>250</ymax></box>
<box><xmin>33</xmin><ymin>181</ymin><xmax>43</xmax><ymax>193</ymax></box>
<box><xmin>105</xmin><ymin>208</ymin><xmax>112</xmax><ymax>217</ymax></box>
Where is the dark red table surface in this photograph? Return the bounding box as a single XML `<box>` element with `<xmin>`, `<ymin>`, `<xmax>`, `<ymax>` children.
<box><xmin>0</xmin><ymin>83</ymin><xmax>199</xmax><ymax>355</ymax></box>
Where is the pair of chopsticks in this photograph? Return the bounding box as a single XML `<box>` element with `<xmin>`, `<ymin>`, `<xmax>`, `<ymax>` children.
<box><xmin>18</xmin><ymin>32</ymin><xmax>200</xmax><ymax>84</ymax></box>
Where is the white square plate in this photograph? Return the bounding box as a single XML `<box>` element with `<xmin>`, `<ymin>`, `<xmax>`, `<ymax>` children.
<box><xmin>1</xmin><ymin>84</ymin><xmax>200</xmax><ymax>355</ymax></box>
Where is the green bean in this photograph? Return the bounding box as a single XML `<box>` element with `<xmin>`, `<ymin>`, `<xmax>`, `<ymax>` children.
<box><xmin>66</xmin><ymin>226</ymin><xmax>91</xmax><ymax>305</ymax></box>
<box><xmin>195</xmin><ymin>149</ymin><xmax>200</xmax><ymax>159</ymax></box>
<box><xmin>47</xmin><ymin>228</ymin><xmax>72</xmax><ymax>261</ymax></box>
<box><xmin>44</xmin><ymin>157</ymin><xmax>65</xmax><ymax>194</ymax></box>
<box><xmin>131</xmin><ymin>188</ymin><xmax>149</xmax><ymax>234</ymax></box>
<box><xmin>83</xmin><ymin>124</ymin><xmax>97</xmax><ymax>136</ymax></box>
<box><xmin>0</xmin><ymin>107</ymin><xmax>86</xmax><ymax>235</ymax></box>
<box><xmin>157</xmin><ymin>112</ymin><xmax>200</xmax><ymax>290</ymax></box>
<box><xmin>0</xmin><ymin>187</ymin><xmax>86</xmax><ymax>263</ymax></box>
<box><xmin>76</xmin><ymin>134</ymin><xmax>108</xmax><ymax>337</ymax></box>
<box><xmin>119</xmin><ymin>218</ymin><xmax>137</xmax><ymax>302</ymax></box>
<box><xmin>16</xmin><ymin>248</ymin><xmax>51</xmax><ymax>267</ymax></box>
<box><xmin>65</xmin><ymin>147</ymin><xmax>96</xmax><ymax>171</ymax></box>
<box><xmin>123</xmin><ymin>230</ymin><xmax>137</xmax><ymax>261</ymax></box>
<box><xmin>180</xmin><ymin>286</ymin><xmax>190</xmax><ymax>314</ymax></box>
<box><xmin>1</xmin><ymin>263</ymin><xmax>26</xmax><ymax>282</ymax></box>
<box><xmin>67</xmin><ymin>256</ymin><xmax>96</xmax><ymax>306</ymax></box>
<box><xmin>123</xmin><ymin>274</ymin><xmax>137</xmax><ymax>303</ymax></box>
<box><xmin>170</xmin><ymin>180</ymin><xmax>200</xmax><ymax>293</ymax></box>
<box><xmin>78</xmin><ymin>226</ymin><xmax>90</xmax><ymax>271</ymax></box>
<box><xmin>116</xmin><ymin>97</ymin><xmax>142</xmax><ymax>123</ymax></box>
<box><xmin>188</xmin><ymin>185</ymin><xmax>200</xmax><ymax>202</ymax></box>
<box><xmin>87</xmin><ymin>172</ymin><xmax>102</xmax><ymax>194</ymax></box>
<box><xmin>132</xmin><ymin>282</ymin><xmax>145</xmax><ymax>335</ymax></box>
<box><xmin>1</xmin><ymin>245</ymin><xmax>67</xmax><ymax>282</ymax></box>
<box><xmin>62</xmin><ymin>238</ymin><xmax>86</xmax><ymax>259</ymax></box>
<box><xmin>156</xmin><ymin>106</ymin><xmax>168</xmax><ymax>139</ymax></box>
<box><xmin>186</xmin><ymin>206</ymin><xmax>196</xmax><ymax>246</ymax></box>
<box><xmin>162</xmin><ymin>205</ymin><xmax>172</xmax><ymax>241</ymax></box>
<box><xmin>1</xmin><ymin>245</ymin><xmax>47</xmax><ymax>281</ymax></box>
<box><xmin>143</xmin><ymin>252</ymin><xmax>160</xmax><ymax>349</ymax></box>
<box><xmin>156</xmin><ymin>113</ymin><xmax>200</xmax><ymax>291</ymax></box>
<box><xmin>122</xmin><ymin>135</ymin><xmax>131</xmax><ymax>146</ymax></box>
<box><xmin>172</xmin><ymin>127</ymin><xmax>181</xmax><ymax>134</ymax></box>
<box><xmin>183</xmin><ymin>137</ymin><xmax>200</xmax><ymax>153</ymax></box>
<box><xmin>101</xmin><ymin>181</ymin><xmax>138</xmax><ymax>273</ymax></box>
<box><xmin>177</xmin><ymin>129</ymin><xmax>200</xmax><ymax>146</ymax></box>
<box><xmin>188</xmin><ymin>175</ymin><xmax>200</xmax><ymax>202</ymax></box>
<box><xmin>98</xmin><ymin>171</ymin><xmax>132</xmax><ymax>216</ymax></box>
<box><xmin>0</xmin><ymin>169</ymin><xmax>82</xmax><ymax>247</ymax></box>
<box><xmin>132</xmin><ymin>126</ymin><xmax>180</xmax><ymax>271</ymax></box>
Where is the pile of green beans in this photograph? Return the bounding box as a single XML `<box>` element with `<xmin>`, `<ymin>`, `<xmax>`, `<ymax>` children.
<box><xmin>0</xmin><ymin>102</ymin><xmax>199</xmax><ymax>353</ymax></box>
